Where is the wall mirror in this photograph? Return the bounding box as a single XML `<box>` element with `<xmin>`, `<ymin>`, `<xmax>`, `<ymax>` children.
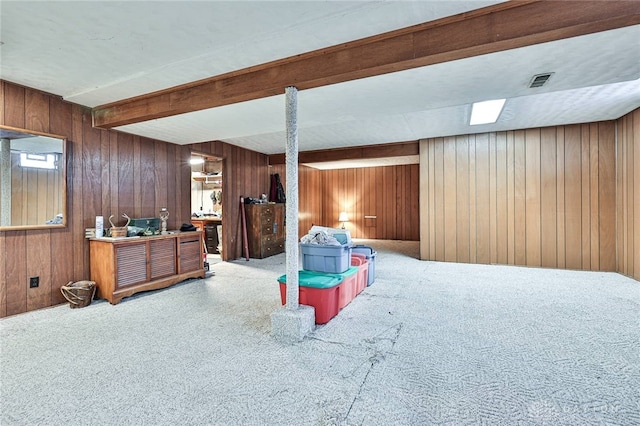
<box><xmin>0</xmin><ymin>125</ymin><xmax>67</xmax><ymax>230</ymax></box>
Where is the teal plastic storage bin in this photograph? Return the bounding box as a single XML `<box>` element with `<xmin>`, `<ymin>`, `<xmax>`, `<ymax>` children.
<box><xmin>277</xmin><ymin>271</ymin><xmax>342</xmax><ymax>324</ymax></box>
<box><xmin>303</xmin><ymin>267</ymin><xmax>359</xmax><ymax>309</ymax></box>
<box><xmin>277</xmin><ymin>271</ymin><xmax>342</xmax><ymax>288</ymax></box>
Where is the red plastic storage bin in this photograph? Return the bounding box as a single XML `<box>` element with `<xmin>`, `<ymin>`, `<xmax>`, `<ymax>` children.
<box><xmin>335</xmin><ymin>266</ymin><xmax>359</xmax><ymax>309</ymax></box>
<box><xmin>351</xmin><ymin>253</ymin><xmax>369</xmax><ymax>296</ymax></box>
<box><xmin>277</xmin><ymin>271</ymin><xmax>342</xmax><ymax>324</ymax></box>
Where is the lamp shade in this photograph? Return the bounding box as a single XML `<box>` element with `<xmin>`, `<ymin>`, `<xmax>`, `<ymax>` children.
<box><xmin>338</xmin><ymin>212</ymin><xmax>349</xmax><ymax>222</ymax></box>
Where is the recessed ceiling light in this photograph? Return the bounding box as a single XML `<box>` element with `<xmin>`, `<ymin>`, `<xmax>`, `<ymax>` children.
<box><xmin>470</xmin><ymin>99</ymin><xmax>506</xmax><ymax>125</ymax></box>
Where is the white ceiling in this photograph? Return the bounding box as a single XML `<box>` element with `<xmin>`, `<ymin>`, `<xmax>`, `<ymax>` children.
<box><xmin>1</xmin><ymin>1</ymin><xmax>639</xmax><ymax>164</ymax></box>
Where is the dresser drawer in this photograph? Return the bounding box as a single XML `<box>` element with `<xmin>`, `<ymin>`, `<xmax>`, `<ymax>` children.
<box><xmin>262</xmin><ymin>240</ymin><xmax>284</xmax><ymax>257</ymax></box>
<box><xmin>259</xmin><ymin>205</ymin><xmax>275</xmax><ymax>218</ymax></box>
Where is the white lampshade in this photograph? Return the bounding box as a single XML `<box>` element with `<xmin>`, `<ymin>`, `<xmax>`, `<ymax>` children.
<box><xmin>338</xmin><ymin>212</ymin><xmax>349</xmax><ymax>222</ymax></box>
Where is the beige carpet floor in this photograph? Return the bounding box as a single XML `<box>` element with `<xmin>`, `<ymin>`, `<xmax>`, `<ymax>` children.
<box><xmin>1</xmin><ymin>239</ymin><xmax>639</xmax><ymax>425</ymax></box>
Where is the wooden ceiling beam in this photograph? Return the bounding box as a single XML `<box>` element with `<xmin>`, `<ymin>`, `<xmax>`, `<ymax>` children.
<box><xmin>268</xmin><ymin>140</ymin><xmax>419</xmax><ymax>165</ymax></box>
<box><xmin>93</xmin><ymin>1</ymin><xmax>640</xmax><ymax>128</ymax></box>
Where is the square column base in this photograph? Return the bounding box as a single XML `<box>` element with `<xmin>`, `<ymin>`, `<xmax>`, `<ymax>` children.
<box><xmin>271</xmin><ymin>305</ymin><xmax>315</xmax><ymax>343</ymax></box>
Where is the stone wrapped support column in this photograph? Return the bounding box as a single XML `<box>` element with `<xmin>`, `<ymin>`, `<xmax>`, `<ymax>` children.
<box><xmin>271</xmin><ymin>86</ymin><xmax>315</xmax><ymax>343</ymax></box>
<box><xmin>0</xmin><ymin>138</ymin><xmax>11</xmax><ymax>227</ymax></box>
<box><xmin>285</xmin><ymin>86</ymin><xmax>299</xmax><ymax>309</ymax></box>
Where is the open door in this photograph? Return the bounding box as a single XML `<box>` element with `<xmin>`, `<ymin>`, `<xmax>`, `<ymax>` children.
<box><xmin>190</xmin><ymin>153</ymin><xmax>223</xmax><ymax>261</ymax></box>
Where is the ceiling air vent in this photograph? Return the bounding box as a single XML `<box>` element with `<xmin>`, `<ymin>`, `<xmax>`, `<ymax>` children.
<box><xmin>529</xmin><ymin>73</ymin><xmax>554</xmax><ymax>88</ymax></box>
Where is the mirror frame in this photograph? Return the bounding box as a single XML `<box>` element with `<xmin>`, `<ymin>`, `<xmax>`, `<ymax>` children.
<box><xmin>0</xmin><ymin>125</ymin><xmax>68</xmax><ymax>231</ymax></box>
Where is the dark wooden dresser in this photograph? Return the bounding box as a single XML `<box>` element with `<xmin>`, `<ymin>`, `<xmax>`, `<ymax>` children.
<box><xmin>245</xmin><ymin>203</ymin><xmax>285</xmax><ymax>259</ymax></box>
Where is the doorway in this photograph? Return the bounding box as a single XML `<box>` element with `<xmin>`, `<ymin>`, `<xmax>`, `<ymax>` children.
<box><xmin>190</xmin><ymin>153</ymin><xmax>223</xmax><ymax>263</ymax></box>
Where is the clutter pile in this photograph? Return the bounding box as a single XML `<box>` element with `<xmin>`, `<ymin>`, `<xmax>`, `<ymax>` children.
<box><xmin>278</xmin><ymin>226</ymin><xmax>376</xmax><ymax>324</ymax></box>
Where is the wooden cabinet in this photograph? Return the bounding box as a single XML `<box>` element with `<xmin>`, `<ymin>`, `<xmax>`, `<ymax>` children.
<box><xmin>191</xmin><ymin>218</ymin><xmax>221</xmax><ymax>254</ymax></box>
<box><xmin>245</xmin><ymin>203</ymin><xmax>285</xmax><ymax>259</ymax></box>
<box><xmin>90</xmin><ymin>231</ymin><xmax>205</xmax><ymax>304</ymax></box>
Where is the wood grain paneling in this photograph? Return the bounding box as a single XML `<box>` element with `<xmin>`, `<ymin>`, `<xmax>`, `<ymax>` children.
<box><xmin>616</xmin><ymin>108</ymin><xmax>640</xmax><ymax>281</ymax></box>
<box><xmin>0</xmin><ymin>80</ymin><xmax>193</xmax><ymax>317</ymax></box>
<box><xmin>273</xmin><ymin>162</ymin><xmax>419</xmax><ymax>241</ymax></box>
<box><xmin>419</xmin><ymin>122</ymin><xmax>618</xmax><ymax>272</ymax></box>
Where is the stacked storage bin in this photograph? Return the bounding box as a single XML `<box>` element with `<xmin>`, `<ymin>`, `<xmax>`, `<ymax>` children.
<box><xmin>299</xmin><ymin>241</ymin><xmax>360</xmax><ymax>316</ymax></box>
<box><xmin>278</xmin><ymin>228</ymin><xmax>375</xmax><ymax>324</ymax></box>
<box><xmin>352</xmin><ymin>245</ymin><xmax>377</xmax><ymax>286</ymax></box>
<box><xmin>350</xmin><ymin>253</ymin><xmax>369</xmax><ymax>295</ymax></box>
<box><xmin>277</xmin><ymin>272</ymin><xmax>341</xmax><ymax>324</ymax></box>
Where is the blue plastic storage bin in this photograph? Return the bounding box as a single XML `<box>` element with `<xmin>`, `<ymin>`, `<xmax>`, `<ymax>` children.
<box><xmin>300</xmin><ymin>243</ymin><xmax>352</xmax><ymax>274</ymax></box>
<box><xmin>351</xmin><ymin>245</ymin><xmax>376</xmax><ymax>285</ymax></box>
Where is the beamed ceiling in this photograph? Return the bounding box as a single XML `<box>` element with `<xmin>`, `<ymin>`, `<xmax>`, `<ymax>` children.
<box><xmin>1</xmin><ymin>1</ymin><xmax>639</xmax><ymax>168</ymax></box>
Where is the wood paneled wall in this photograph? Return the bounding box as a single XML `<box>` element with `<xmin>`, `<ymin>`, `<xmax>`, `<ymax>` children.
<box><xmin>321</xmin><ymin>166</ymin><xmax>419</xmax><ymax>240</ymax></box>
<box><xmin>0</xmin><ymin>80</ymin><xmax>194</xmax><ymax>317</ymax></box>
<box><xmin>419</xmin><ymin>123</ymin><xmax>617</xmax><ymax>271</ymax></box>
<box><xmin>271</xmin><ymin>163</ymin><xmax>419</xmax><ymax>240</ymax></box>
<box><xmin>187</xmin><ymin>142</ymin><xmax>270</xmax><ymax>261</ymax></box>
<box><xmin>616</xmin><ymin>108</ymin><xmax>640</xmax><ymax>281</ymax></box>
<box><xmin>268</xmin><ymin>164</ymin><xmax>323</xmax><ymax>239</ymax></box>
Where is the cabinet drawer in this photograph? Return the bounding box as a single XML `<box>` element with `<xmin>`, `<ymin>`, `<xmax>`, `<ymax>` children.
<box><xmin>204</xmin><ymin>224</ymin><xmax>216</xmax><ymax>236</ymax></box>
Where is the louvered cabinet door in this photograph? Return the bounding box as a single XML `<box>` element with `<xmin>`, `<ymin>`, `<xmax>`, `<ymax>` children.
<box><xmin>150</xmin><ymin>238</ymin><xmax>177</xmax><ymax>279</ymax></box>
<box><xmin>115</xmin><ymin>243</ymin><xmax>148</xmax><ymax>288</ymax></box>
<box><xmin>90</xmin><ymin>232</ymin><xmax>205</xmax><ymax>304</ymax></box>
<box><xmin>179</xmin><ymin>234</ymin><xmax>202</xmax><ymax>273</ymax></box>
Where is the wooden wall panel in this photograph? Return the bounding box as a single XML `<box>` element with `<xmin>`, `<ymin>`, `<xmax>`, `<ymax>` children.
<box><xmin>443</xmin><ymin>137</ymin><xmax>457</xmax><ymax>261</ymax></box>
<box><xmin>0</xmin><ymin>80</ymin><xmax>197</xmax><ymax>317</ymax></box>
<box><xmin>296</xmin><ymin>164</ymin><xmax>420</xmax><ymax>241</ymax></box>
<box><xmin>456</xmin><ymin>136</ymin><xmax>470</xmax><ymax>263</ymax></box>
<box><xmin>556</xmin><ymin>127</ymin><xmax>566</xmax><ymax>269</ymax></box>
<box><xmin>434</xmin><ymin>138</ymin><xmax>445</xmax><ymax>261</ymax></box>
<box><xmin>616</xmin><ymin>108</ymin><xmax>640</xmax><ymax>281</ymax></box>
<box><xmin>5</xmin><ymin>232</ymin><xmax>26</xmax><ymax>316</ymax></box>
<box><xmin>476</xmin><ymin>133</ymin><xmax>490</xmax><ymax>264</ymax></box>
<box><xmin>514</xmin><ymin>130</ymin><xmax>527</xmax><ymax>266</ymax></box>
<box><xmin>419</xmin><ymin>142</ymin><xmax>429</xmax><ymax>258</ymax></box>
<box><xmin>564</xmin><ymin>125</ymin><xmax>583</xmax><ymax>270</ymax></box>
<box><xmin>468</xmin><ymin>135</ymin><xmax>477</xmax><ymax>263</ymax></box>
<box><xmin>48</xmin><ymin>93</ymin><xmax>73</xmax><ymax>306</ymax></box>
<box><xmin>495</xmin><ymin>132</ymin><xmax>508</xmax><ymax>264</ymax></box>
<box><xmin>525</xmin><ymin>129</ymin><xmax>541</xmax><ymax>267</ymax></box>
<box><xmin>506</xmin><ymin>131</ymin><xmax>516</xmax><ymax>264</ymax></box>
<box><xmin>540</xmin><ymin>127</ymin><xmax>557</xmax><ymax>268</ymax></box>
<box><xmin>419</xmin><ymin>122</ymin><xmax>618</xmax><ymax>272</ymax></box>
<box><xmin>276</xmin><ymin>163</ymin><xmax>419</xmax><ymax>241</ymax></box>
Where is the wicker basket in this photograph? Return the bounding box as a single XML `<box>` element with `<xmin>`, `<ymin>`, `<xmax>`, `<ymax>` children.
<box><xmin>110</xmin><ymin>227</ymin><xmax>128</xmax><ymax>237</ymax></box>
<box><xmin>61</xmin><ymin>280</ymin><xmax>96</xmax><ymax>309</ymax></box>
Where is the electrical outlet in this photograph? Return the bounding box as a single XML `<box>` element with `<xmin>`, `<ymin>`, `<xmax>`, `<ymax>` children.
<box><xmin>29</xmin><ymin>276</ymin><xmax>39</xmax><ymax>288</ymax></box>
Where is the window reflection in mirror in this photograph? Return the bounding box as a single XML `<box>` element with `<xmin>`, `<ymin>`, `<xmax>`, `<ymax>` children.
<box><xmin>0</xmin><ymin>125</ymin><xmax>67</xmax><ymax>230</ymax></box>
